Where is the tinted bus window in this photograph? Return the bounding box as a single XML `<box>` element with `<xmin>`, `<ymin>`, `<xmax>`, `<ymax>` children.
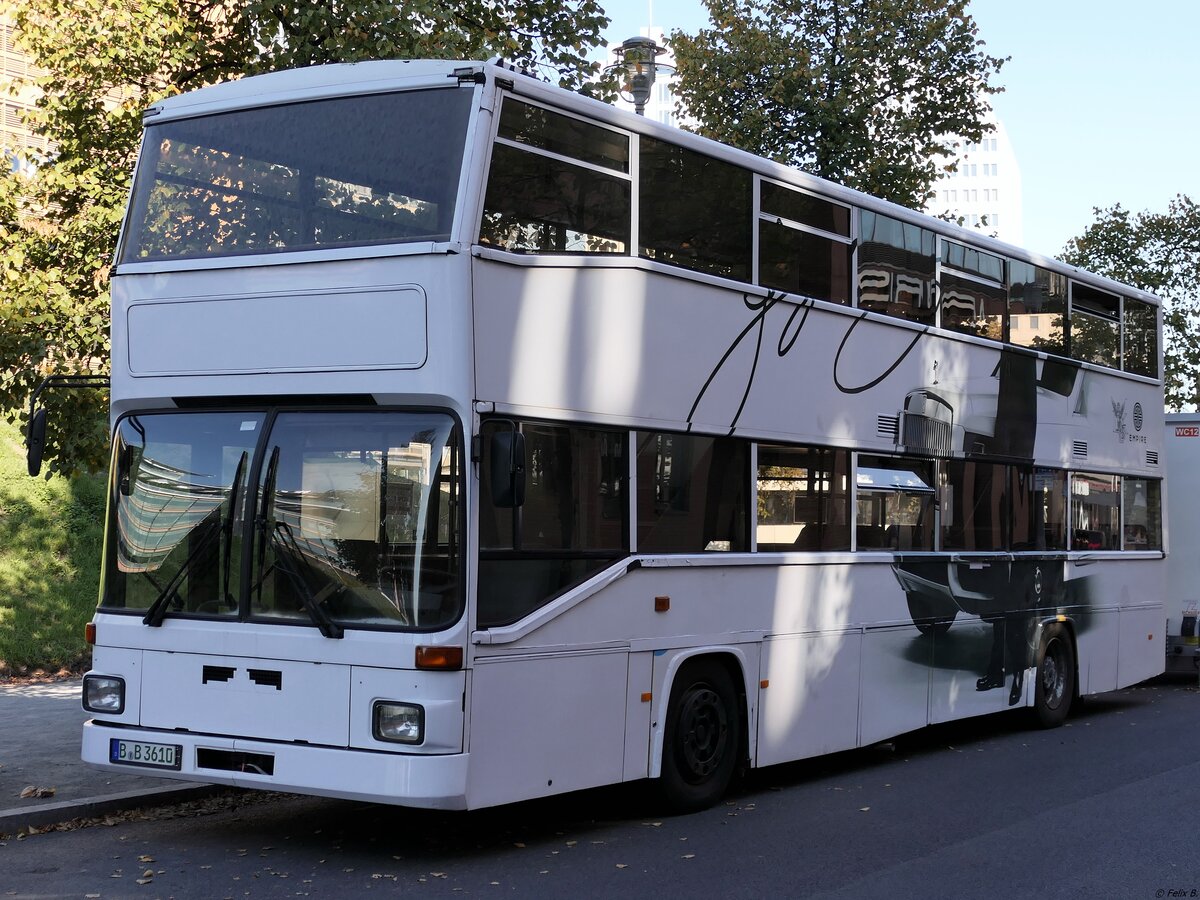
<box><xmin>756</xmin><ymin>445</ymin><xmax>851</xmax><ymax>550</ymax></box>
<box><xmin>1071</xmin><ymin>472</ymin><xmax>1120</xmax><ymax>550</ymax></box>
<box><xmin>1070</xmin><ymin>283</ymin><xmax>1120</xmax><ymax>369</ymax></box>
<box><xmin>1008</xmin><ymin>261</ymin><xmax>1066</xmax><ymax>356</ymax></box>
<box><xmin>855</xmin><ymin>456</ymin><xmax>935</xmax><ymax>550</ymax></box>
<box><xmin>639</xmin><ymin>137</ymin><xmax>752</xmax><ymax>281</ymax></box>
<box><xmin>636</xmin><ymin>432</ymin><xmax>749</xmax><ymax>552</ymax></box>
<box><xmin>497</xmin><ymin>100</ymin><xmax>629</xmax><ymax>173</ymax></box>
<box><xmin>478</xmin><ymin>421</ymin><xmax>627</xmax><ymax>626</ymax></box>
<box><xmin>122</xmin><ymin>89</ymin><xmax>473</xmax><ymax>261</ymax></box>
<box><xmin>480</xmin><ymin>143</ymin><xmax>631</xmax><ymax>253</ymax></box>
<box><xmin>759</xmin><ymin>221</ymin><xmax>853</xmax><ymax>304</ymax></box>
<box><xmin>1011</xmin><ymin>467</ymin><xmax>1067</xmax><ymax>551</ymax></box>
<box><xmin>1123</xmin><ymin>298</ymin><xmax>1158</xmax><ymax>378</ymax></box>
<box><xmin>1122</xmin><ymin>477</ymin><xmax>1162</xmax><ymax>550</ymax></box>
<box><xmin>858</xmin><ymin>212</ymin><xmax>936</xmax><ymax>325</ymax></box>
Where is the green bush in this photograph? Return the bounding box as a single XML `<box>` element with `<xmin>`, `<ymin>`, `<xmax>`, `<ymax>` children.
<box><xmin>0</xmin><ymin>418</ymin><xmax>105</xmax><ymax>674</ymax></box>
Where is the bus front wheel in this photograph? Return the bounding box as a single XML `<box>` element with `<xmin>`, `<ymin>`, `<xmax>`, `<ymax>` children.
<box><xmin>1033</xmin><ymin>624</ymin><xmax>1075</xmax><ymax>728</ymax></box>
<box><xmin>658</xmin><ymin>659</ymin><xmax>741</xmax><ymax>813</ymax></box>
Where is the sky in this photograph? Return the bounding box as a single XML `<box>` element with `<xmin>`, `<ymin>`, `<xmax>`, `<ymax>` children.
<box><xmin>597</xmin><ymin>0</ymin><xmax>1200</xmax><ymax>259</ymax></box>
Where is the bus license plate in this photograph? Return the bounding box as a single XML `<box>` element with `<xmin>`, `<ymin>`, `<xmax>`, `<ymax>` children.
<box><xmin>110</xmin><ymin>738</ymin><xmax>181</xmax><ymax>770</ymax></box>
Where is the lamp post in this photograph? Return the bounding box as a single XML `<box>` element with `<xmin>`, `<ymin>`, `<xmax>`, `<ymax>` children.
<box><xmin>608</xmin><ymin>35</ymin><xmax>675</xmax><ymax>117</ymax></box>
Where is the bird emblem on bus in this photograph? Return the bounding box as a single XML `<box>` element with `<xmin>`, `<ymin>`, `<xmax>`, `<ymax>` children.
<box><xmin>1112</xmin><ymin>398</ymin><xmax>1127</xmax><ymax>443</ymax></box>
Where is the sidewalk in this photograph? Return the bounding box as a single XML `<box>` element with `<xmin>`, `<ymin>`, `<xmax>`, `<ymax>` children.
<box><xmin>0</xmin><ymin>678</ymin><xmax>213</xmax><ymax>834</ymax></box>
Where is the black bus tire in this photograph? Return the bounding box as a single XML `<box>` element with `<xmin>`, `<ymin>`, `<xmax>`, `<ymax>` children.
<box><xmin>1033</xmin><ymin>624</ymin><xmax>1075</xmax><ymax>728</ymax></box>
<box><xmin>658</xmin><ymin>658</ymin><xmax>741</xmax><ymax>813</ymax></box>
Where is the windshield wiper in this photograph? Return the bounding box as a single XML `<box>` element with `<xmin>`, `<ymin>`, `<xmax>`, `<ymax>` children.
<box><xmin>143</xmin><ymin>505</ymin><xmax>223</xmax><ymax>627</ymax></box>
<box><xmin>221</xmin><ymin>451</ymin><xmax>248</xmax><ymax>610</ymax></box>
<box><xmin>270</xmin><ymin>521</ymin><xmax>345</xmax><ymax>639</ymax></box>
<box><xmin>253</xmin><ymin>446</ymin><xmax>280</xmax><ymax>606</ymax></box>
<box><xmin>247</xmin><ymin>445</ymin><xmax>342</xmax><ymax>639</ymax></box>
<box><xmin>144</xmin><ymin>453</ymin><xmax>247</xmax><ymax>627</ymax></box>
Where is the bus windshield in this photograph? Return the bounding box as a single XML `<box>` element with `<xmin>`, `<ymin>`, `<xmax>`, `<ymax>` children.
<box><xmin>119</xmin><ymin>87</ymin><xmax>474</xmax><ymax>263</ymax></box>
<box><xmin>103</xmin><ymin>410</ymin><xmax>463</xmax><ymax>632</ymax></box>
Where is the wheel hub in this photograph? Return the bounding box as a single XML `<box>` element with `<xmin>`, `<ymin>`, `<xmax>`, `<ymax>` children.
<box><xmin>1041</xmin><ymin>640</ymin><xmax>1066</xmax><ymax>708</ymax></box>
<box><xmin>679</xmin><ymin>686</ymin><xmax>728</xmax><ymax>780</ymax></box>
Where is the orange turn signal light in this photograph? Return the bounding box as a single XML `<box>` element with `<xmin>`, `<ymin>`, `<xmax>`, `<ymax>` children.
<box><xmin>415</xmin><ymin>645</ymin><xmax>463</xmax><ymax>670</ymax></box>
<box><xmin>84</xmin><ymin>622</ymin><xmax>96</xmax><ymax>645</ymax></box>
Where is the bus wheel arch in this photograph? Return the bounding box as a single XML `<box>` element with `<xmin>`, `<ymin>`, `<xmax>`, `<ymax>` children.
<box><xmin>656</xmin><ymin>652</ymin><xmax>748</xmax><ymax>813</ymax></box>
<box><xmin>1032</xmin><ymin>621</ymin><xmax>1077</xmax><ymax>728</ymax></box>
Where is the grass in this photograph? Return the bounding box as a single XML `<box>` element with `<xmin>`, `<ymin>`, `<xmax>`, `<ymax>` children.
<box><xmin>0</xmin><ymin>417</ymin><xmax>106</xmax><ymax>675</ymax></box>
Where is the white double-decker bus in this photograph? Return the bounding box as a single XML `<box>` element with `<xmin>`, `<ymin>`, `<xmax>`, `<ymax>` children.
<box><xmin>76</xmin><ymin>59</ymin><xmax>1165</xmax><ymax>812</ymax></box>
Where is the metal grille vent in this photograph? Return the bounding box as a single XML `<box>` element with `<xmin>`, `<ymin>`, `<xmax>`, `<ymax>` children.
<box><xmin>1147</xmin><ymin>451</ymin><xmax>1159</xmax><ymax>466</ymax></box>
<box><xmin>1072</xmin><ymin>441</ymin><xmax>1088</xmax><ymax>459</ymax></box>
<box><xmin>877</xmin><ymin>415</ymin><xmax>899</xmax><ymax>440</ymax></box>
<box><xmin>902</xmin><ymin>413</ymin><xmax>953</xmax><ymax>457</ymax></box>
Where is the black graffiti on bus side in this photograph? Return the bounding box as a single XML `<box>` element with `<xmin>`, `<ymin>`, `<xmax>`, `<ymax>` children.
<box><xmin>687</xmin><ymin>283</ymin><xmax>945</xmax><ymax>433</ymax></box>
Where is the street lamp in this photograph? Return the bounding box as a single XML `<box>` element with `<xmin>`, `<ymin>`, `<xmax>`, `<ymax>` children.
<box><xmin>607</xmin><ymin>35</ymin><xmax>675</xmax><ymax>117</ymax></box>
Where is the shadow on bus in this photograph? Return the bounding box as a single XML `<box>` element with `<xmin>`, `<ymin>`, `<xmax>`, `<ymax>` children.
<box><xmin>739</xmin><ymin>682</ymin><xmax>1157</xmax><ymax>800</ymax></box>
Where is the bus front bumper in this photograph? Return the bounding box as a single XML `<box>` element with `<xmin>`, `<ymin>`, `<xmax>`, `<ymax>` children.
<box><xmin>82</xmin><ymin>720</ymin><xmax>470</xmax><ymax>810</ymax></box>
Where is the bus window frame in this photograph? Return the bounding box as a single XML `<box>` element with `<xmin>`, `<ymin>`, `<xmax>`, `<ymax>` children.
<box><xmin>478</xmin><ymin>95</ymin><xmax>635</xmax><ymax>256</ymax></box>
<box><xmin>755</xmin><ymin>175</ymin><xmax>856</xmax><ymax>304</ymax></box>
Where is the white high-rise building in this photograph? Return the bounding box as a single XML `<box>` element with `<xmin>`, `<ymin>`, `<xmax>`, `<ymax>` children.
<box><xmin>1</xmin><ymin>16</ymin><xmax>50</xmax><ymax>174</ymax></box>
<box><xmin>924</xmin><ymin>112</ymin><xmax>1024</xmax><ymax>246</ymax></box>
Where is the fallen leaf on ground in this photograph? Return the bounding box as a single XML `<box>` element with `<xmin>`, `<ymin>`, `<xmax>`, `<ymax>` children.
<box><xmin>19</xmin><ymin>786</ymin><xmax>56</xmax><ymax>799</ymax></box>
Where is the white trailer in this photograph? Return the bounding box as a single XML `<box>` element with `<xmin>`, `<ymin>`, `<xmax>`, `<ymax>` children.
<box><xmin>1165</xmin><ymin>413</ymin><xmax>1200</xmax><ymax>674</ymax></box>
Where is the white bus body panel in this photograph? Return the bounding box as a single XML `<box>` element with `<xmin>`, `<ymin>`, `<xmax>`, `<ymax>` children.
<box><xmin>474</xmin><ymin>555</ymin><xmax>1163</xmax><ymax>778</ymax></box>
<box><xmin>471</xmin><ymin>258</ymin><xmax>1163</xmax><ymax>473</ymax></box>
<box><xmin>757</xmin><ymin>631</ymin><xmax>861</xmax><ymax>766</ymax></box>
<box><xmin>466</xmin><ymin>650</ymin><xmax>629</xmax><ymax>808</ymax></box>
<box><xmin>110</xmin><ymin>253</ymin><xmax>473</xmax><ymax>419</ymax></box>
<box><xmin>82</xmin><ymin>620</ymin><xmax>471</xmax><ymax>807</ymax></box>
<box><xmin>1165</xmin><ymin>413</ymin><xmax>1200</xmax><ymax>673</ymax></box>
<box><xmin>126</xmin><ymin>284</ymin><xmax>429</xmax><ymax>376</ymax></box>
<box><xmin>82</xmin><ymin>721</ymin><xmax>471</xmax><ymax>809</ymax></box>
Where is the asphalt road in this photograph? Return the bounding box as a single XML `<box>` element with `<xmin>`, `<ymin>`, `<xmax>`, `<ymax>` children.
<box><xmin>4</xmin><ymin>677</ymin><xmax>1200</xmax><ymax>899</ymax></box>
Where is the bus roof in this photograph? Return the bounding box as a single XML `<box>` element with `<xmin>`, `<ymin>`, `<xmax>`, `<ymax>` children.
<box><xmin>144</xmin><ymin>59</ymin><xmax>471</xmax><ymax>122</ymax></box>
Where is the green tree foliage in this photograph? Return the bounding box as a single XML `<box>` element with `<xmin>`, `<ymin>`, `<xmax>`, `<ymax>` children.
<box><xmin>670</xmin><ymin>0</ymin><xmax>1006</xmax><ymax>207</ymax></box>
<box><xmin>0</xmin><ymin>0</ymin><xmax>609</xmax><ymax>477</ymax></box>
<box><xmin>1062</xmin><ymin>196</ymin><xmax>1200</xmax><ymax>411</ymax></box>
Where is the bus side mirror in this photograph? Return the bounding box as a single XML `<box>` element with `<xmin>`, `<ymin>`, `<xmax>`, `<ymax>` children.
<box><xmin>489</xmin><ymin>431</ymin><xmax>526</xmax><ymax>508</ymax></box>
<box><xmin>118</xmin><ymin>444</ymin><xmax>139</xmax><ymax>496</ymax></box>
<box><xmin>26</xmin><ymin>407</ymin><xmax>47</xmax><ymax>477</ymax></box>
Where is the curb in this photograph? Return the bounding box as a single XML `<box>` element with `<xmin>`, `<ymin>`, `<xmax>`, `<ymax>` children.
<box><xmin>0</xmin><ymin>783</ymin><xmax>220</xmax><ymax>835</ymax></box>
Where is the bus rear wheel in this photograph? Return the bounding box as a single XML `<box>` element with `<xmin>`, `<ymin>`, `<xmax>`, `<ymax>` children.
<box><xmin>1033</xmin><ymin>624</ymin><xmax>1075</xmax><ymax>728</ymax></box>
<box><xmin>658</xmin><ymin>659</ymin><xmax>741</xmax><ymax>813</ymax></box>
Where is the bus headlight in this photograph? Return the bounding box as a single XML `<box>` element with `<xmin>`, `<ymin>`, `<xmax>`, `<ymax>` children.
<box><xmin>83</xmin><ymin>675</ymin><xmax>125</xmax><ymax>714</ymax></box>
<box><xmin>373</xmin><ymin>701</ymin><xmax>424</xmax><ymax>744</ymax></box>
